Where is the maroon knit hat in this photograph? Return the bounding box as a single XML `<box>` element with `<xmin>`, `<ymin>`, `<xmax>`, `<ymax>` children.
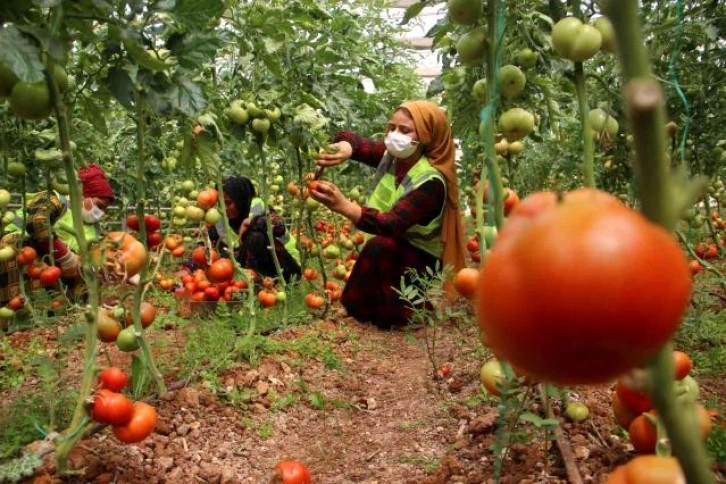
<box><xmin>78</xmin><ymin>164</ymin><xmax>114</xmax><ymax>200</ymax></box>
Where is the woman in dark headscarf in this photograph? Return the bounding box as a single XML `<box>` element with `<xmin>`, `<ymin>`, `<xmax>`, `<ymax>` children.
<box><xmin>209</xmin><ymin>175</ymin><xmax>301</xmax><ymax>283</ymax></box>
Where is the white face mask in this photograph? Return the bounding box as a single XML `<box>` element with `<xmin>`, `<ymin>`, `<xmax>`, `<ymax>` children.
<box><xmin>384</xmin><ymin>131</ymin><xmax>418</xmax><ymax>159</ymax></box>
<box><xmin>81</xmin><ymin>204</ymin><xmax>105</xmax><ymax>224</ymax></box>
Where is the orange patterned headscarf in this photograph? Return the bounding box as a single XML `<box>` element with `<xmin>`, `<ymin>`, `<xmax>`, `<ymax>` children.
<box><xmin>399</xmin><ymin>100</ymin><xmax>466</xmax><ymax>282</ymax></box>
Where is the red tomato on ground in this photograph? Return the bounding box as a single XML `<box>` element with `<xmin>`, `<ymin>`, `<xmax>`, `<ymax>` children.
<box><xmin>477</xmin><ymin>189</ymin><xmax>692</xmax><ymax>385</ymax></box>
<box><xmin>273</xmin><ymin>460</ymin><xmax>311</xmax><ymax>484</ymax></box>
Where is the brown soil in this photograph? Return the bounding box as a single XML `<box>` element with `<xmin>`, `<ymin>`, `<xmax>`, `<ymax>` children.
<box><xmin>2</xmin><ymin>300</ymin><xmax>725</xmax><ymax>484</ymax></box>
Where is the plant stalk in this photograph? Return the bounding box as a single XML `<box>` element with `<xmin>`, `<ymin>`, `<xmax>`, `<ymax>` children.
<box><xmin>131</xmin><ymin>92</ymin><xmax>166</xmax><ymax>395</ymax></box>
<box><xmin>573</xmin><ymin>62</ymin><xmax>595</xmax><ymax>188</ymax></box>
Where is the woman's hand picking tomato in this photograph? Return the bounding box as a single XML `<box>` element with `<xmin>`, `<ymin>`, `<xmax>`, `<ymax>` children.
<box><xmin>477</xmin><ymin>188</ymin><xmax>692</xmax><ymax>385</ymax></box>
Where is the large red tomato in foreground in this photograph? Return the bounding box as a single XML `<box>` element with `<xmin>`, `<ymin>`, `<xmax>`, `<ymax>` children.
<box><xmin>477</xmin><ymin>189</ymin><xmax>692</xmax><ymax>385</ymax></box>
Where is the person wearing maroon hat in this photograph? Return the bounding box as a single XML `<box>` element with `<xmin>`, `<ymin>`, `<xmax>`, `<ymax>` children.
<box><xmin>0</xmin><ymin>164</ymin><xmax>115</xmax><ymax>306</ymax></box>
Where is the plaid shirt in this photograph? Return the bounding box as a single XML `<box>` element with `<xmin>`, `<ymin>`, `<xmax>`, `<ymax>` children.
<box><xmin>333</xmin><ymin>131</ymin><xmax>446</xmax><ymax>237</ymax></box>
<box><xmin>23</xmin><ymin>191</ymin><xmax>67</xmax><ymax>243</ymax></box>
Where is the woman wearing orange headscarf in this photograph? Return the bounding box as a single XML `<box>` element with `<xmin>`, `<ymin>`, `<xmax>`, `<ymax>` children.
<box><xmin>312</xmin><ymin>100</ymin><xmax>466</xmax><ymax>328</ymax></box>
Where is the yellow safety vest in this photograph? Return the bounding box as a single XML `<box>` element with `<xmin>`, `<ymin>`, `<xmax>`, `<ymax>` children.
<box><xmin>4</xmin><ymin>192</ymin><xmax>98</xmax><ymax>252</ymax></box>
<box><xmin>366</xmin><ymin>155</ymin><xmax>445</xmax><ymax>258</ymax></box>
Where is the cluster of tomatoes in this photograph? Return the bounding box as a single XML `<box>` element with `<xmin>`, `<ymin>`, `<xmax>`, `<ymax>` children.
<box><xmin>126</xmin><ymin>213</ymin><xmax>163</xmax><ymax>248</ymax></box>
<box><xmin>177</xmin><ymin>248</ymin><xmax>245</xmax><ymax>307</ymax></box>
<box><xmin>89</xmin><ymin>367</ymin><xmax>158</xmax><ymax>443</ymax></box>
<box><xmin>97</xmin><ymin>301</ymin><xmax>157</xmax><ymax>352</ymax></box>
<box><xmin>0</xmin><ymin>246</ymin><xmax>66</xmax><ymax>320</ymax></box>
<box><xmin>612</xmin><ymin>350</ymin><xmax>714</xmax><ymax>454</ymax></box>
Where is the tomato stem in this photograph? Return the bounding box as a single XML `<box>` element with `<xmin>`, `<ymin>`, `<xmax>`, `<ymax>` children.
<box><xmin>44</xmin><ymin>53</ymin><xmax>101</xmax><ymax>470</ymax></box>
<box><xmin>573</xmin><ymin>62</ymin><xmax>595</xmax><ymax>188</ymax></box>
<box><xmin>602</xmin><ymin>1</ymin><xmax>715</xmax><ymax>482</ymax></box>
<box><xmin>129</xmin><ymin>91</ymin><xmax>166</xmax><ymax>396</ymax></box>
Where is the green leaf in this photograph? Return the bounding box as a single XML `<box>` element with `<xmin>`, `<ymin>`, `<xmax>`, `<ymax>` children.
<box><xmin>519</xmin><ymin>412</ymin><xmax>560</xmax><ymax>428</ymax></box>
<box><xmin>167</xmin><ymin>73</ymin><xmax>206</xmax><ymax>116</ymax></box>
<box><xmin>169</xmin><ymin>31</ymin><xmax>222</xmax><ymax>69</ymax></box>
<box><xmin>172</xmin><ymin>0</ymin><xmax>225</xmax><ymax>31</ymax></box>
<box><xmin>0</xmin><ymin>25</ymin><xmax>44</xmax><ymax>82</ymax></box>
<box><xmin>121</xmin><ymin>28</ymin><xmax>170</xmax><ymax>72</ymax></box>
<box><xmin>107</xmin><ymin>66</ymin><xmax>136</xmax><ymax>109</ymax></box>
<box><xmin>401</xmin><ymin>2</ymin><xmax>426</xmax><ymax>25</ymax></box>
<box><xmin>79</xmin><ymin>96</ymin><xmax>108</xmax><ymax>135</ymax></box>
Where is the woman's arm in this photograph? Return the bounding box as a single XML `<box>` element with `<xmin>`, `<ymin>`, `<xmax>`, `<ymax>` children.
<box><xmin>332</xmin><ymin>132</ymin><xmax>386</xmax><ymax>168</ymax></box>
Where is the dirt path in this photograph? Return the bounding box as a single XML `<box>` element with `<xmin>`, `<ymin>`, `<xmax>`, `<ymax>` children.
<box><xmin>29</xmin><ymin>316</ymin><xmax>483</xmax><ymax>483</ymax></box>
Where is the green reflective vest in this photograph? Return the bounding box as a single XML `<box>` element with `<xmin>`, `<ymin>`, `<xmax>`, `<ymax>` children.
<box><xmin>250</xmin><ymin>197</ymin><xmax>301</xmax><ymax>264</ymax></box>
<box><xmin>367</xmin><ymin>155</ymin><xmax>445</xmax><ymax>258</ymax></box>
<box><xmin>4</xmin><ymin>192</ymin><xmax>98</xmax><ymax>252</ymax></box>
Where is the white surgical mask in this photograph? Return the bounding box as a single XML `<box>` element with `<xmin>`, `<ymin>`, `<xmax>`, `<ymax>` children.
<box><xmin>384</xmin><ymin>131</ymin><xmax>418</xmax><ymax>159</ymax></box>
<box><xmin>81</xmin><ymin>204</ymin><xmax>105</xmax><ymax>224</ymax></box>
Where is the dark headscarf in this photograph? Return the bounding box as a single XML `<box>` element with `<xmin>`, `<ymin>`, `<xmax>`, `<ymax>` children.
<box><xmin>223</xmin><ymin>175</ymin><xmax>256</xmax><ymax>232</ymax></box>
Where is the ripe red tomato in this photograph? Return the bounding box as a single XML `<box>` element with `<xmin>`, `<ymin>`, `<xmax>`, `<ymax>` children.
<box><xmin>605</xmin><ymin>455</ymin><xmax>684</xmax><ymax>484</ymax></box>
<box><xmin>304</xmin><ymin>293</ymin><xmax>324</xmax><ymax>309</ymax></box>
<box><xmin>112</xmin><ymin>402</ymin><xmax>158</xmax><ymax>444</ymax></box>
<box><xmin>204</xmin><ymin>286</ymin><xmax>220</xmax><ymax>301</ymax></box>
<box><xmin>258</xmin><ymin>290</ymin><xmax>277</xmax><ymax>307</ymax></box>
<box><xmin>27</xmin><ymin>263</ymin><xmax>44</xmax><ymax>279</ymax></box>
<box><xmin>628</xmin><ymin>413</ymin><xmax>657</xmax><ymax>454</ymax></box>
<box><xmin>126</xmin><ymin>214</ymin><xmax>140</xmax><ymax>231</ymax></box>
<box><xmin>611</xmin><ymin>393</ymin><xmax>638</xmax><ymax>430</ymax></box>
<box><xmin>673</xmin><ymin>350</ymin><xmax>692</xmax><ymax>380</ymax></box>
<box><xmin>146</xmin><ymin>231</ymin><xmax>162</xmax><ymax>248</ymax></box>
<box><xmin>615</xmin><ymin>379</ymin><xmax>652</xmax><ymax>414</ymax></box>
<box><xmin>40</xmin><ymin>266</ymin><xmax>62</xmax><ymax>287</ymax></box>
<box><xmin>502</xmin><ymin>187</ymin><xmax>520</xmax><ymax>216</ymax></box>
<box><xmin>273</xmin><ymin>460</ymin><xmax>311</xmax><ymax>484</ymax></box>
<box><xmin>207</xmin><ymin>258</ymin><xmax>234</xmax><ymax>283</ymax></box>
<box><xmin>197</xmin><ymin>188</ymin><xmax>219</xmax><ymax>210</ymax></box>
<box><xmin>16</xmin><ymin>246</ymin><xmax>37</xmax><ymax>266</ymax></box>
<box><xmin>466</xmin><ymin>238</ymin><xmax>479</xmax><ymax>252</ymax></box>
<box><xmin>453</xmin><ymin>267</ymin><xmax>479</xmax><ymax>301</ymax></box>
<box><xmin>123</xmin><ymin>301</ymin><xmax>157</xmax><ymax>329</ymax></box>
<box><xmin>302</xmin><ymin>267</ymin><xmax>318</xmax><ymax>280</ymax></box>
<box><xmin>143</xmin><ymin>214</ymin><xmax>161</xmax><ymax>232</ymax></box>
<box><xmin>477</xmin><ymin>189</ymin><xmax>692</xmax><ymax>385</ymax></box>
<box><xmin>98</xmin><ymin>367</ymin><xmax>128</xmax><ymax>392</ymax></box>
<box><xmin>7</xmin><ymin>296</ymin><xmax>25</xmax><ymax>311</ymax></box>
<box><xmin>91</xmin><ymin>389</ymin><xmax>134</xmax><ymax>425</ymax></box>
